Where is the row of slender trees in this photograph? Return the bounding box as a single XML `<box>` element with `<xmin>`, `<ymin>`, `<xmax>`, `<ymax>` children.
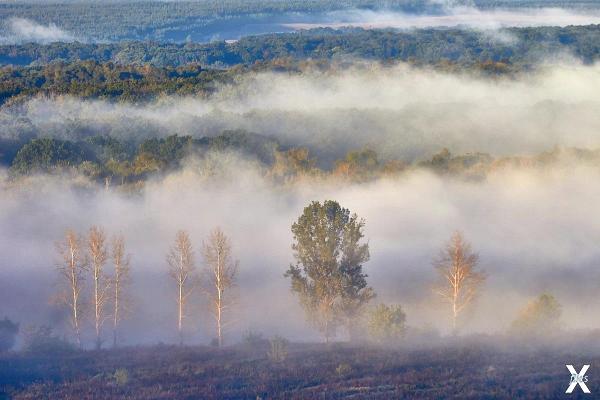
<box><xmin>56</xmin><ymin>228</ymin><xmax>130</xmax><ymax>349</ymax></box>
<box><xmin>55</xmin><ymin>227</ymin><xmax>238</xmax><ymax>348</ymax></box>
<box><xmin>55</xmin><ymin>200</ymin><xmax>487</xmax><ymax>347</ymax></box>
<box><xmin>167</xmin><ymin>229</ymin><xmax>238</xmax><ymax>346</ymax></box>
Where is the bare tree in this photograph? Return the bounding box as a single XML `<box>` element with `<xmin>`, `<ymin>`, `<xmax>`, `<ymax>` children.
<box><xmin>433</xmin><ymin>231</ymin><xmax>485</xmax><ymax>332</ymax></box>
<box><xmin>167</xmin><ymin>230</ymin><xmax>195</xmax><ymax>345</ymax></box>
<box><xmin>56</xmin><ymin>229</ymin><xmax>87</xmax><ymax>348</ymax></box>
<box><xmin>202</xmin><ymin>228</ymin><xmax>238</xmax><ymax>347</ymax></box>
<box><xmin>88</xmin><ymin>226</ymin><xmax>110</xmax><ymax>349</ymax></box>
<box><xmin>111</xmin><ymin>234</ymin><xmax>131</xmax><ymax>348</ymax></box>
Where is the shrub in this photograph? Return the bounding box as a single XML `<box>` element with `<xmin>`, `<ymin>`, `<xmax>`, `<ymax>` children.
<box><xmin>510</xmin><ymin>293</ymin><xmax>562</xmax><ymax>336</ymax></box>
<box><xmin>267</xmin><ymin>336</ymin><xmax>288</xmax><ymax>362</ymax></box>
<box><xmin>21</xmin><ymin>325</ymin><xmax>76</xmax><ymax>354</ymax></box>
<box><xmin>114</xmin><ymin>368</ymin><xmax>129</xmax><ymax>386</ymax></box>
<box><xmin>242</xmin><ymin>330</ymin><xmax>268</xmax><ymax>347</ymax></box>
<box><xmin>368</xmin><ymin>304</ymin><xmax>407</xmax><ymax>344</ymax></box>
<box><xmin>336</xmin><ymin>362</ymin><xmax>353</xmax><ymax>376</ymax></box>
<box><xmin>0</xmin><ymin>318</ymin><xmax>19</xmax><ymax>352</ymax></box>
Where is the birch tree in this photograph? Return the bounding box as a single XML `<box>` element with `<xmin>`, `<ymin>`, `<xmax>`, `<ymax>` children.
<box><xmin>202</xmin><ymin>228</ymin><xmax>238</xmax><ymax>347</ymax></box>
<box><xmin>111</xmin><ymin>234</ymin><xmax>131</xmax><ymax>348</ymax></box>
<box><xmin>88</xmin><ymin>226</ymin><xmax>110</xmax><ymax>349</ymax></box>
<box><xmin>167</xmin><ymin>230</ymin><xmax>195</xmax><ymax>345</ymax></box>
<box><xmin>56</xmin><ymin>229</ymin><xmax>87</xmax><ymax>348</ymax></box>
<box><xmin>434</xmin><ymin>231</ymin><xmax>485</xmax><ymax>332</ymax></box>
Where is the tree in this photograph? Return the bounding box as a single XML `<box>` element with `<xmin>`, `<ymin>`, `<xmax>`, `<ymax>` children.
<box><xmin>111</xmin><ymin>234</ymin><xmax>131</xmax><ymax>347</ymax></box>
<box><xmin>367</xmin><ymin>304</ymin><xmax>407</xmax><ymax>344</ymax></box>
<box><xmin>270</xmin><ymin>147</ymin><xmax>317</xmax><ymax>182</ymax></box>
<box><xmin>285</xmin><ymin>200</ymin><xmax>373</xmax><ymax>342</ymax></box>
<box><xmin>333</xmin><ymin>148</ymin><xmax>379</xmax><ymax>181</ymax></box>
<box><xmin>167</xmin><ymin>230</ymin><xmax>196</xmax><ymax>345</ymax></box>
<box><xmin>56</xmin><ymin>229</ymin><xmax>87</xmax><ymax>348</ymax></box>
<box><xmin>202</xmin><ymin>228</ymin><xmax>238</xmax><ymax>347</ymax></box>
<box><xmin>433</xmin><ymin>231</ymin><xmax>485</xmax><ymax>332</ymax></box>
<box><xmin>510</xmin><ymin>293</ymin><xmax>562</xmax><ymax>336</ymax></box>
<box><xmin>11</xmin><ymin>138</ymin><xmax>86</xmax><ymax>174</ymax></box>
<box><xmin>0</xmin><ymin>317</ymin><xmax>19</xmax><ymax>352</ymax></box>
<box><xmin>88</xmin><ymin>226</ymin><xmax>110</xmax><ymax>349</ymax></box>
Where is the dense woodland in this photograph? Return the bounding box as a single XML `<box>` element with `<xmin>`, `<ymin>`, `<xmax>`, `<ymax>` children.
<box><xmin>3</xmin><ymin>130</ymin><xmax>600</xmax><ymax>185</ymax></box>
<box><xmin>2</xmin><ymin>25</ymin><xmax>599</xmax><ymax>68</ymax></box>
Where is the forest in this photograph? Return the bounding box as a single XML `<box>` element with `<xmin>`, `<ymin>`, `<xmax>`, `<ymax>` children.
<box><xmin>2</xmin><ymin>0</ymin><xmax>600</xmax><ymax>398</ymax></box>
<box><xmin>1</xmin><ymin>25</ymin><xmax>600</xmax><ymax>68</ymax></box>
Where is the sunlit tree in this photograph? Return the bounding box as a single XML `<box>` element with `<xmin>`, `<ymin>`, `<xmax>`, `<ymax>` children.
<box><xmin>333</xmin><ymin>148</ymin><xmax>379</xmax><ymax>182</ymax></box>
<box><xmin>270</xmin><ymin>147</ymin><xmax>317</xmax><ymax>182</ymax></box>
<box><xmin>56</xmin><ymin>229</ymin><xmax>87</xmax><ymax>348</ymax></box>
<box><xmin>111</xmin><ymin>234</ymin><xmax>131</xmax><ymax>348</ymax></box>
<box><xmin>88</xmin><ymin>226</ymin><xmax>110</xmax><ymax>349</ymax></box>
<box><xmin>167</xmin><ymin>230</ymin><xmax>196</xmax><ymax>345</ymax></box>
<box><xmin>433</xmin><ymin>231</ymin><xmax>485</xmax><ymax>332</ymax></box>
<box><xmin>202</xmin><ymin>228</ymin><xmax>238</xmax><ymax>347</ymax></box>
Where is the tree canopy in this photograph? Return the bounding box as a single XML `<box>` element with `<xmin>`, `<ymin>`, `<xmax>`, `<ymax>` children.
<box><xmin>286</xmin><ymin>200</ymin><xmax>373</xmax><ymax>341</ymax></box>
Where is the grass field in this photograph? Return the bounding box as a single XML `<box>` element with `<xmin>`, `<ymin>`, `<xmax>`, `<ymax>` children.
<box><xmin>1</xmin><ymin>339</ymin><xmax>597</xmax><ymax>399</ymax></box>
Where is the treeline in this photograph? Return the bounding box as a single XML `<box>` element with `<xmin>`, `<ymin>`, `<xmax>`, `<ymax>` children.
<box><xmin>0</xmin><ymin>61</ymin><xmax>242</xmax><ymax>105</ymax></box>
<box><xmin>2</xmin><ymin>25</ymin><xmax>599</xmax><ymax>68</ymax></box>
<box><xmin>50</xmin><ymin>226</ymin><xmax>238</xmax><ymax>350</ymax></box>
<box><xmin>4</xmin><ymin>131</ymin><xmax>600</xmax><ymax>184</ymax></box>
<box><xmin>0</xmin><ymin>58</ymin><xmax>519</xmax><ymax>106</ymax></box>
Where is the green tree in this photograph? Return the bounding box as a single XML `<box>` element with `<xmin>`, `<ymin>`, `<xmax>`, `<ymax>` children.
<box><xmin>285</xmin><ymin>200</ymin><xmax>373</xmax><ymax>342</ymax></box>
<box><xmin>367</xmin><ymin>304</ymin><xmax>407</xmax><ymax>343</ymax></box>
<box><xmin>11</xmin><ymin>138</ymin><xmax>87</xmax><ymax>174</ymax></box>
<box><xmin>510</xmin><ymin>293</ymin><xmax>562</xmax><ymax>336</ymax></box>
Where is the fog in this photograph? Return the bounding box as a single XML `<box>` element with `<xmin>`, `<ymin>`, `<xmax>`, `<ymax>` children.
<box><xmin>2</xmin><ymin>5</ymin><xmax>600</xmax><ymax>44</ymax></box>
<box><xmin>1</xmin><ymin>158</ymin><xmax>600</xmax><ymax>345</ymax></box>
<box><xmin>2</xmin><ymin>62</ymin><xmax>600</xmax><ymax>346</ymax></box>
<box><xmin>3</xmin><ymin>63</ymin><xmax>600</xmax><ymax>163</ymax></box>
<box><xmin>0</xmin><ymin>17</ymin><xmax>77</xmax><ymax>45</ymax></box>
<box><xmin>288</xmin><ymin>7</ymin><xmax>600</xmax><ymax>30</ymax></box>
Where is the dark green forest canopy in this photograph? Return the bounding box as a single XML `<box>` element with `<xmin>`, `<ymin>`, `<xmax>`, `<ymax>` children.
<box><xmin>4</xmin><ymin>131</ymin><xmax>280</xmax><ymax>176</ymax></box>
<box><xmin>1</xmin><ymin>25</ymin><xmax>599</xmax><ymax>68</ymax></box>
<box><xmin>4</xmin><ymin>131</ymin><xmax>600</xmax><ymax>185</ymax></box>
<box><xmin>0</xmin><ymin>62</ymin><xmax>242</xmax><ymax>105</ymax></box>
<box><xmin>1</xmin><ymin>25</ymin><xmax>599</xmax><ymax>104</ymax></box>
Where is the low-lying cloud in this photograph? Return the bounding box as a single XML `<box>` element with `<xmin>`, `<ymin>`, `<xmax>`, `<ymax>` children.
<box><xmin>0</xmin><ymin>17</ymin><xmax>76</xmax><ymax>45</ymax></box>
<box><xmin>288</xmin><ymin>7</ymin><xmax>600</xmax><ymax>30</ymax></box>
<box><xmin>3</xmin><ymin>63</ymin><xmax>600</xmax><ymax>163</ymax></box>
<box><xmin>1</xmin><ymin>159</ymin><xmax>600</xmax><ymax>345</ymax></box>
<box><xmin>2</xmin><ymin>62</ymin><xmax>600</xmax><ymax>345</ymax></box>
